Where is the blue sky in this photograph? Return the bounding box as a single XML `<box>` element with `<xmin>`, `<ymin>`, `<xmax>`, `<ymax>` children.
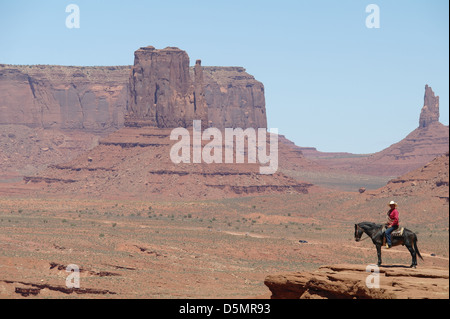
<box><xmin>1</xmin><ymin>0</ymin><xmax>448</xmax><ymax>154</ymax></box>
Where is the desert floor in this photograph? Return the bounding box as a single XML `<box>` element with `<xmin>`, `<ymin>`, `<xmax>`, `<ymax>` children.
<box><xmin>0</xmin><ymin>191</ymin><xmax>447</xmax><ymax>299</ymax></box>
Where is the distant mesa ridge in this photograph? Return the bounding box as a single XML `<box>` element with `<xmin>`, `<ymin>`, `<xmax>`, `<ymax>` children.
<box><xmin>13</xmin><ymin>46</ymin><xmax>310</xmax><ymax>200</ymax></box>
<box><xmin>0</xmin><ymin>46</ymin><xmax>267</xmax><ymax>133</ymax></box>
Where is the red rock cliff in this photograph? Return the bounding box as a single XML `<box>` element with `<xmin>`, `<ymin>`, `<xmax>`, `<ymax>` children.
<box><xmin>0</xmin><ymin>64</ymin><xmax>129</xmax><ymax>133</ymax></box>
<box><xmin>0</xmin><ymin>48</ymin><xmax>268</xmax><ymax>132</ymax></box>
<box><xmin>125</xmin><ymin>46</ymin><xmax>208</xmax><ymax>128</ymax></box>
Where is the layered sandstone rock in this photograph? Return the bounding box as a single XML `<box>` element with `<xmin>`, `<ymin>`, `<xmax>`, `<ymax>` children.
<box><xmin>200</xmin><ymin>66</ymin><xmax>267</xmax><ymax>129</ymax></box>
<box><xmin>1</xmin><ymin>51</ymin><xmax>268</xmax><ymax>132</ymax></box>
<box><xmin>24</xmin><ymin>126</ymin><xmax>312</xmax><ymax>200</ymax></box>
<box><xmin>371</xmin><ymin>152</ymin><xmax>449</xmax><ymax>201</ymax></box>
<box><xmin>126</xmin><ymin>46</ymin><xmax>208</xmax><ymax>128</ymax></box>
<box><xmin>265</xmin><ymin>264</ymin><xmax>449</xmax><ymax>299</ymax></box>
<box><xmin>125</xmin><ymin>46</ymin><xmax>267</xmax><ymax>130</ymax></box>
<box><xmin>0</xmin><ymin>64</ymin><xmax>129</xmax><ymax>132</ymax></box>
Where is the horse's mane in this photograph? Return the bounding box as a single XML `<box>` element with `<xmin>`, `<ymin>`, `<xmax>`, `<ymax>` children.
<box><xmin>358</xmin><ymin>221</ymin><xmax>383</xmax><ymax>229</ymax></box>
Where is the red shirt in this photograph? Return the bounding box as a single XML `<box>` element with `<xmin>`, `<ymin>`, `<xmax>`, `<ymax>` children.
<box><xmin>387</xmin><ymin>209</ymin><xmax>399</xmax><ymax>226</ymax></box>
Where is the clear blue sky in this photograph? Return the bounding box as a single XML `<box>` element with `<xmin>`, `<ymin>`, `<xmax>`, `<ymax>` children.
<box><xmin>1</xmin><ymin>0</ymin><xmax>448</xmax><ymax>154</ymax></box>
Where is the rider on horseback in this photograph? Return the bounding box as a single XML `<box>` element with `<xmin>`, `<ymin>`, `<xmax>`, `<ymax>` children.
<box><xmin>385</xmin><ymin>201</ymin><xmax>399</xmax><ymax>249</ymax></box>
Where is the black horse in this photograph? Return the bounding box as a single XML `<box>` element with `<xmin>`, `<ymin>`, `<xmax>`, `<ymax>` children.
<box><xmin>354</xmin><ymin>222</ymin><xmax>423</xmax><ymax>268</ymax></box>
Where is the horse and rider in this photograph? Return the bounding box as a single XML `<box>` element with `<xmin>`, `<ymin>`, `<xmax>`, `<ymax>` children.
<box><xmin>354</xmin><ymin>200</ymin><xmax>423</xmax><ymax>268</ymax></box>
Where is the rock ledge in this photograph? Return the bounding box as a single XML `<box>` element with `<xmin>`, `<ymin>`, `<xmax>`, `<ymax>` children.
<box><xmin>264</xmin><ymin>264</ymin><xmax>449</xmax><ymax>299</ymax></box>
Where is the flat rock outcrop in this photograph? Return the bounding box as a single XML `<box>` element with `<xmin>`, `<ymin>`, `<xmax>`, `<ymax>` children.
<box><xmin>265</xmin><ymin>264</ymin><xmax>449</xmax><ymax>299</ymax></box>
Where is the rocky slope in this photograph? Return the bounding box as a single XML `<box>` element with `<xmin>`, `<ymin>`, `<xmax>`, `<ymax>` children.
<box><xmin>0</xmin><ymin>125</ymin><xmax>99</xmax><ymax>180</ymax></box>
<box><xmin>23</xmin><ymin>126</ymin><xmax>313</xmax><ymax>200</ymax></box>
<box><xmin>265</xmin><ymin>264</ymin><xmax>449</xmax><ymax>299</ymax></box>
<box><xmin>370</xmin><ymin>152</ymin><xmax>449</xmax><ymax>202</ymax></box>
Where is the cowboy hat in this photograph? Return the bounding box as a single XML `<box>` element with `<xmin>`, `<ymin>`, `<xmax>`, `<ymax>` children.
<box><xmin>388</xmin><ymin>201</ymin><xmax>398</xmax><ymax>207</ymax></box>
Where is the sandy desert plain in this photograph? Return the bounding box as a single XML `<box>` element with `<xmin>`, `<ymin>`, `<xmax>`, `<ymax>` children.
<box><xmin>0</xmin><ymin>182</ymin><xmax>448</xmax><ymax>299</ymax></box>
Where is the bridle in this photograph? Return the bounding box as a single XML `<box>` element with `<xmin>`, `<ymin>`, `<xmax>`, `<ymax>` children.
<box><xmin>355</xmin><ymin>224</ymin><xmax>371</xmax><ymax>242</ymax></box>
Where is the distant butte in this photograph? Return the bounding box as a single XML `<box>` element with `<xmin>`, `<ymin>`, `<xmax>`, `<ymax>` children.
<box><xmin>299</xmin><ymin>85</ymin><xmax>449</xmax><ymax>177</ymax></box>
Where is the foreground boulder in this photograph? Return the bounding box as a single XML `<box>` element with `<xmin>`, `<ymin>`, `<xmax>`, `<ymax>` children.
<box><xmin>264</xmin><ymin>264</ymin><xmax>449</xmax><ymax>299</ymax></box>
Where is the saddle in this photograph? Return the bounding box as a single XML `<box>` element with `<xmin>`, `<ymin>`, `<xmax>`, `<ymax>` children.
<box><xmin>382</xmin><ymin>226</ymin><xmax>404</xmax><ymax>237</ymax></box>
<box><xmin>381</xmin><ymin>226</ymin><xmax>404</xmax><ymax>246</ymax></box>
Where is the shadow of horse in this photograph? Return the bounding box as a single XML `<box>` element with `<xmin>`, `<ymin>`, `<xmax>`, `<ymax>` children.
<box><xmin>379</xmin><ymin>264</ymin><xmax>413</xmax><ymax>269</ymax></box>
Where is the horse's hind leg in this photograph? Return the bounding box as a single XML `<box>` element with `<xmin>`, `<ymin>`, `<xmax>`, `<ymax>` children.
<box><xmin>406</xmin><ymin>243</ymin><xmax>417</xmax><ymax>268</ymax></box>
<box><xmin>376</xmin><ymin>244</ymin><xmax>382</xmax><ymax>266</ymax></box>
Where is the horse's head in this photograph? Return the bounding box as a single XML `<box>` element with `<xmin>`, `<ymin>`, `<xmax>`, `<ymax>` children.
<box><xmin>354</xmin><ymin>224</ymin><xmax>364</xmax><ymax>242</ymax></box>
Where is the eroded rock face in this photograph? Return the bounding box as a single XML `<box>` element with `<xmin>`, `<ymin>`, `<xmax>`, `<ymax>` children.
<box><xmin>125</xmin><ymin>46</ymin><xmax>267</xmax><ymax>130</ymax></box>
<box><xmin>1</xmin><ymin>49</ymin><xmax>268</xmax><ymax>131</ymax></box>
<box><xmin>126</xmin><ymin>46</ymin><xmax>208</xmax><ymax>128</ymax></box>
<box><xmin>419</xmin><ymin>85</ymin><xmax>440</xmax><ymax>128</ymax></box>
<box><xmin>264</xmin><ymin>264</ymin><xmax>449</xmax><ymax>299</ymax></box>
<box><xmin>0</xmin><ymin>64</ymin><xmax>129</xmax><ymax>133</ymax></box>
<box><xmin>201</xmin><ymin>67</ymin><xmax>267</xmax><ymax>129</ymax></box>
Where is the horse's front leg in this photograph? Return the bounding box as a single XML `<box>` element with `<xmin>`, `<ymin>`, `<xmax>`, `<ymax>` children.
<box><xmin>376</xmin><ymin>244</ymin><xmax>382</xmax><ymax>266</ymax></box>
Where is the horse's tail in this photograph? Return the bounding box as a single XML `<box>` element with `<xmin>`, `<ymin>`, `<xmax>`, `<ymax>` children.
<box><xmin>414</xmin><ymin>234</ymin><xmax>424</xmax><ymax>261</ymax></box>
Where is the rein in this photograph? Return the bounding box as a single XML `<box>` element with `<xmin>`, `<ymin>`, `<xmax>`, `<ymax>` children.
<box><xmin>358</xmin><ymin>234</ymin><xmax>371</xmax><ymax>241</ymax></box>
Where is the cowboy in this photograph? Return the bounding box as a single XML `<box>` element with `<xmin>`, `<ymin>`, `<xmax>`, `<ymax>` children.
<box><xmin>385</xmin><ymin>201</ymin><xmax>399</xmax><ymax>249</ymax></box>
